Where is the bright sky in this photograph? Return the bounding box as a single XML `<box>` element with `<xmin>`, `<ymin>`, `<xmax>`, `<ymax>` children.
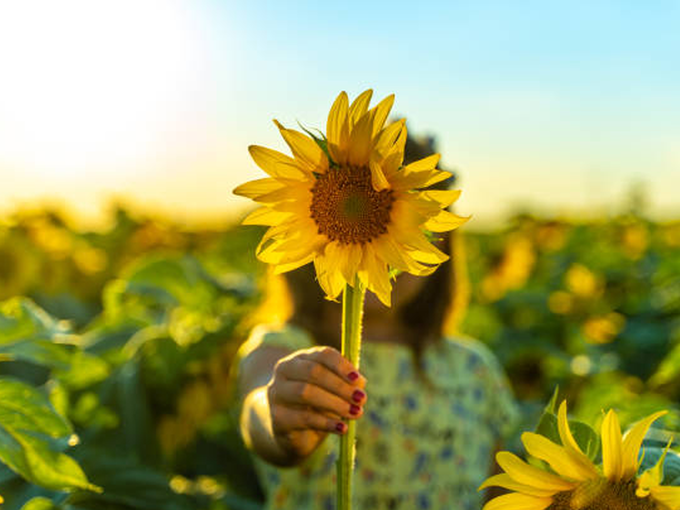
<box><xmin>0</xmin><ymin>0</ymin><xmax>678</xmax><ymax>228</ymax></box>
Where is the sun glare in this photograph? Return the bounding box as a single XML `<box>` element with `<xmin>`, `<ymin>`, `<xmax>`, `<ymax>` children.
<box><xmin>0</xmin><ymin>0</ymin><xmax>207</xmax><ymax>177</ymax></box>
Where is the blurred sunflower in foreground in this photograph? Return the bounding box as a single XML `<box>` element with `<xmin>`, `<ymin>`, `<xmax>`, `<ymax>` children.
<box><xmin>480</xmin><ymin>401</ymin><xmax>680</xmax><ymax>509</ymax></box>
<box><xmin>234</xmin><ymin>89</ymin><xmax>468</xmax><ymax>306</ymax></box>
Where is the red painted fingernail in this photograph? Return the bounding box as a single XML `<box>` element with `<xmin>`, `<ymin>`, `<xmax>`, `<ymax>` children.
<box><xmin>347</xmin><ymin>371</ymin><xmax>359</xmax><ymax>382</ymax></box>
<box><xmin>335</xmin><ymin>422</ymin><xmax>346</xmax><ymax>434</ymax></box>
<box><xmin>352</xmin><ymin>389</ymin><xmax>366</xmax><ymax>403</ymax></box>
<box><xmin>350</xmin><ymin>404</ymin><xmax>361</xmax><ymax>416</ymax></box>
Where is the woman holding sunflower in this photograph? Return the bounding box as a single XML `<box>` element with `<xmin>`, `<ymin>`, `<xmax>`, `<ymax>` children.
<box><xmin>234</xmin><ymin>90</ymin><xmax>518</xmax><ymax>509</ymax></box>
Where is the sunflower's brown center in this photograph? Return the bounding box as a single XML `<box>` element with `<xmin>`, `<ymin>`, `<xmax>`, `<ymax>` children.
<box><xmin>549</xmin><ymin>479</ymin><xmax>657</xmax><ymax>510</ymax></box>
<box><xmin>309</xmin><ymin>165</ymin><xmax>394</xmax><ymax>244</ymax></box>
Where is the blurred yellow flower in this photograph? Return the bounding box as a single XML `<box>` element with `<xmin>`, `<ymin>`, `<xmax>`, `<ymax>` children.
<box><xmin>29</xmin><ymin>220</ymin><xmax>72</xmax><ymax>259</ymax></box>
<box><xmin>234</xmin><ymin>89</ymin><xmax>468</xmax><ymax>306</ymax></box>
<box><xmin>622</xmin><ymin>224</ymin><xmax>649</xmax><ymax>260</ymax></box>
<box><xmin>72</xmin><ymin>246</ymin><xmax>108</xmax><ymax>275</ymax></box>
<box><xmin>565</xmin><ymin>264</ymin><xmax>603</xmax><ymax>299</ymax></box>
<box><xmin>482</xmin><ymin>235</ymin><xmax>535</xmax><ymax>302</ymax></box>
<box><xmin>662</xmin><ymin>223</ymin><xmax>680</xmax><ymax>247</ymax></box>
<box><xmin>583</xmin><ymin>312</ymin><xmax>626</xmax><ymax>344</ymax></box>
<box><xmin>480</xmin><ymin>402</ymin><xmax>679</xmax><ymax>510</ymax></box>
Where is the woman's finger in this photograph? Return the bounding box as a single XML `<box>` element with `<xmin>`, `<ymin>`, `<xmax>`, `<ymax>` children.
<box><xmin>278</xmin><ymin>357</ymin><xmax>367</xmax><ymax>406</ymax></box>
<box><xmin>272</xmin><ymin>379</ymin><xmax>363</xmax><ymax>420</ymax></box>
<box><xmin>299</xmin><ymin>346</ymin><xmax>367</xmax><ymax>387</ymax></box>
<box><xmin>270</xmin><ymin>403</ymin><xmax>347</xmax><ymax>435</ymax></box>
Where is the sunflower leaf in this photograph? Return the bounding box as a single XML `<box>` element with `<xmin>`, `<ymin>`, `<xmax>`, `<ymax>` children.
<box><xmin>545</xmin><ymin>387</ymin><xmax>560</xmax><ymax>415</ymax></box>
<box><xmin>535</xmin><ymin>411</ymin><xmax>560</xmax><ymax>444</ymax></box>
<box><xmin>569</xmin><ymin>420</ymin><xmax>600</xmax><ymax>462</ymax></box>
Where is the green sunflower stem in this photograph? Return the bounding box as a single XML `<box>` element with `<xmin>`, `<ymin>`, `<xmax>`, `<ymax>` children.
<box><xmin>337</xmin><ymin>278</ymin><xmax>365</xmax><ymax>510</ymax></box>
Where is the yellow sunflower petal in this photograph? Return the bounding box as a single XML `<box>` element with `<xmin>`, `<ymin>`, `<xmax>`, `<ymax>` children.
<box><xmin>241</xmin><ymin>207</ymin><xmax>291</xmax><ymax>226</ymax></box>
<box><xmin>272</xmin><ymin>235</ymin><xmax>326</xmax><ymax>272</ymax></box>
<box><xmin>348</xmin><ymin>110</ymin><xmax>375</xmax><ymax>167</ymax></box>
<box><xmin>521</xmin><ymin>432</ymin><xmax>599</xmax><ymax>481</ymax></box>
<box><xmin>360</xmin><ymin>248</ymin><xmax>392</xmax><ymax>306</ymax></box>
<box><xmin>270</xmin><ymin>198</ymin><xmax>311</xmax><ymax>216</ymax></box>
<box><xmin>369</xmin><ymin>160</ymin><xmax>390</xmax><ymax>191</ymax></box>
<box><xmin>340</xmin><ymin>243</ymin><xmax>363</xmax><ymax>284</ymax></box>
<box><xmin>407</xmin><ymin>193</ymin><xmax>444</xmax><ymax>218</ymax></box>
<box><xmin>621</xmin><ymin>410</ymin><xmax>667</xmax><ymax>478</ymax></box>
<box><xmin>374</xmin><ymin>119</ymin><xmax>406</xmax><ymax>162</ymax></box>
<box><xmin>348</xmin><ymin>89</ymin><xmax>373</xmax><ymax>127</ymax></box>
<box><xmin>650</xmin><ymin>486</ymin><xmax>680</xmax><ymax>510</ymax></box>
<box><xmin>248</xmin><ymin>145</ymin><xmax>308</xmax><ymax>180</ymax></box>
<box><xmin>423</xmin><ymin>210</ymin><xmax>470</xmax><ymax>232</ymax></box>
<box><xmin>370</xmin><ymin>93</ymin><xmax>395</xmax><ymax>137</ymax></box>
<box><xmin>327</xmin><ymin>91</ymin><xmax>349</xmax><ymax>147</ymax></box>
<box><xmin>403</xmin><ymin>231</ymin><xmax>449</xmax><ymax>264</ymax></box>
<box><xmin>637</xmin><ymin>437</ymin><xmax>673</xmax><ymax>497</ymax></box>
<box><xmin>372</xmin><ymin>234</ymin><xmax>411</xmax><ymax>272</ymax></box>
<box><xmin>257</xmin><ymin>221</ymin><xmax>305</xmax><ymax>261</ymax></box>
<box><xmin>479</xmin><ymin>473</ymin><xmax>567</xmax><ymax>498</ymax></box>
<box><xmin>391</xmin><ymin>120</ymin><xmax>408</xmax><ymax>156</ymax></box>
<box><xmin>391</xmin><ymin>168</ymin><xmax>453</xmax><ymax>191</ymax></box>
<box><xmin>326</xmin><ymin>91</ymin><xmax>349</xmax><ymax>163</ymax></box>
<box><xmin>404</xmin><ymin>258</ymin><xmax>439</xmax><ymax>276</ymax></box>
<box><xmin>496</xmin><ymin>451</ymin><xmax>581</xmax><ymax>491</ymax></box>
<box><xmin>257</xmin><ymin>240</ymin><xmax>286</xmax><ymax>264</ymax></box>
<box><xmin>273</xmin><ymin>120</ymin><xmax>329</xmax><ymax>174</ymax></box>
<box><xmin>233</xmin><ymin>178</ymin><xmax>286</xmax><ymax>200</ymax></box>
<box><xmin>254</xmin><ymin>183</ymin><xmax>312</xmax><ymax>204</ymax></box>
<box><xmin>390</xmin><ymin>197</ymin><xmax>427</xmax><ymax>230</ymax></box>
<box><xmin>557</xmin><ymin>401</ymin><xmax>587</xmax><ymax>456</ymax></box>
<box><xmin>421</xmin><ymin>189</ymin><xmax>462</xmax><ymax>208</ymax></box>
<box><xmin>314</xmin><ymin>253</ymin><xmax>345</xmax><ymax>301</ymax></box>
<box><xmin>380</xmin><ymin>149</ymin><xmax>404</xmax><ymax>179</ymax></box>
<box><xmin>602</xmin><ymin>409</ymin><xmax>624</xmax><ymax>481</ymax></box>
<box><xmin>482</xmin><ymin>492</ymin><xmax>554</xmax><ymax>510</ymax></box>
<box><xmin>273</xmin><ymin>252</ymin><xmax>315</xmax><ymax>274</ymax></box>
<box><xmin>404</xmin><ymin>153</ymin><xmax>440</xmax><ymax>172</ymax></box>
<box><xmin>325</xmin><ymin>242</ymin><xmax>361</xmax><ymax>285</ymax></box>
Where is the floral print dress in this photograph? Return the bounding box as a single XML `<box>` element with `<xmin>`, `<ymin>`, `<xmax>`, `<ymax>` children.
<box><xmin>237</xmin><ymin>325</ymin><xmax>518</xmax><ymax>510</ymax></box>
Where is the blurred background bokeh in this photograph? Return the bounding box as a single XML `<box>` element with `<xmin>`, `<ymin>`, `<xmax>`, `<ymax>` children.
<box><xmin>1</xmin><ymin>1</ymin><xmax>679</xmax><ymax>509</ymax></box>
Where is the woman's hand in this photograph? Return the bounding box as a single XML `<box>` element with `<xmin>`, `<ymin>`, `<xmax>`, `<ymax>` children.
<box><xmin>266</xmin><ymin>346</ymin><xmax>367</xmax><ymax>460</ymax></box>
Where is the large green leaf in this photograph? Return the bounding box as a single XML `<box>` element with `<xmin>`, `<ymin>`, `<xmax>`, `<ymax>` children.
<box><xmin>0</xmin><ymin>378</ymin><xmax>98</xmax><ymax>493</ymax></box>
<box><xmin>0</xmin><ymin>378</ymin><xmax>71</xmax><ymax>438</ymax></box>
<box><xmin>7</xmin><ymin>431</ymin><xmax>98</xmax><ymax>492</ymax></box>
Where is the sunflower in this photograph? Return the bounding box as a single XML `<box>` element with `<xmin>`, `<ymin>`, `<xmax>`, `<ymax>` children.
<box><xmin>233</xmin><ymin>89</ymin><xmax>468</xmax><ymax>306</ymax></box>
<box><xmin>479</xmin><ymin>401</ymin><xmax>680</xmax><ymax>510</ymax></box>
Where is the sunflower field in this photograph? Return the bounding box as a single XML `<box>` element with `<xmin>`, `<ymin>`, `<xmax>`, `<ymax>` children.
<box><xmin>0</xmin><ymin>204</ymin><xmax>679</xmax><ymax>509</ymax></box>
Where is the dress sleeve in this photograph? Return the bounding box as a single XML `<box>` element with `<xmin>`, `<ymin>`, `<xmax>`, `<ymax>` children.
<box><xmin>235</xmin><ymin>323</ymin><xmax>316</xmax><ymax>367</ymax></box>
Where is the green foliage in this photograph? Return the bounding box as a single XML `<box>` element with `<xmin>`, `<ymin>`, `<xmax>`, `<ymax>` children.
<box><xmin>1</xmin><ymin>206</ymin><xmax>680</xmax><ymax>506</ymax></box>
<box><xmin>0</xmin><ymin>211</ymin><xmax>264</xmax><ymax>509</ymax></box>
<box><xmin>0</xmin><ymin>377</ymin><xmax>97</xmax><ymax>493</ymax></box>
